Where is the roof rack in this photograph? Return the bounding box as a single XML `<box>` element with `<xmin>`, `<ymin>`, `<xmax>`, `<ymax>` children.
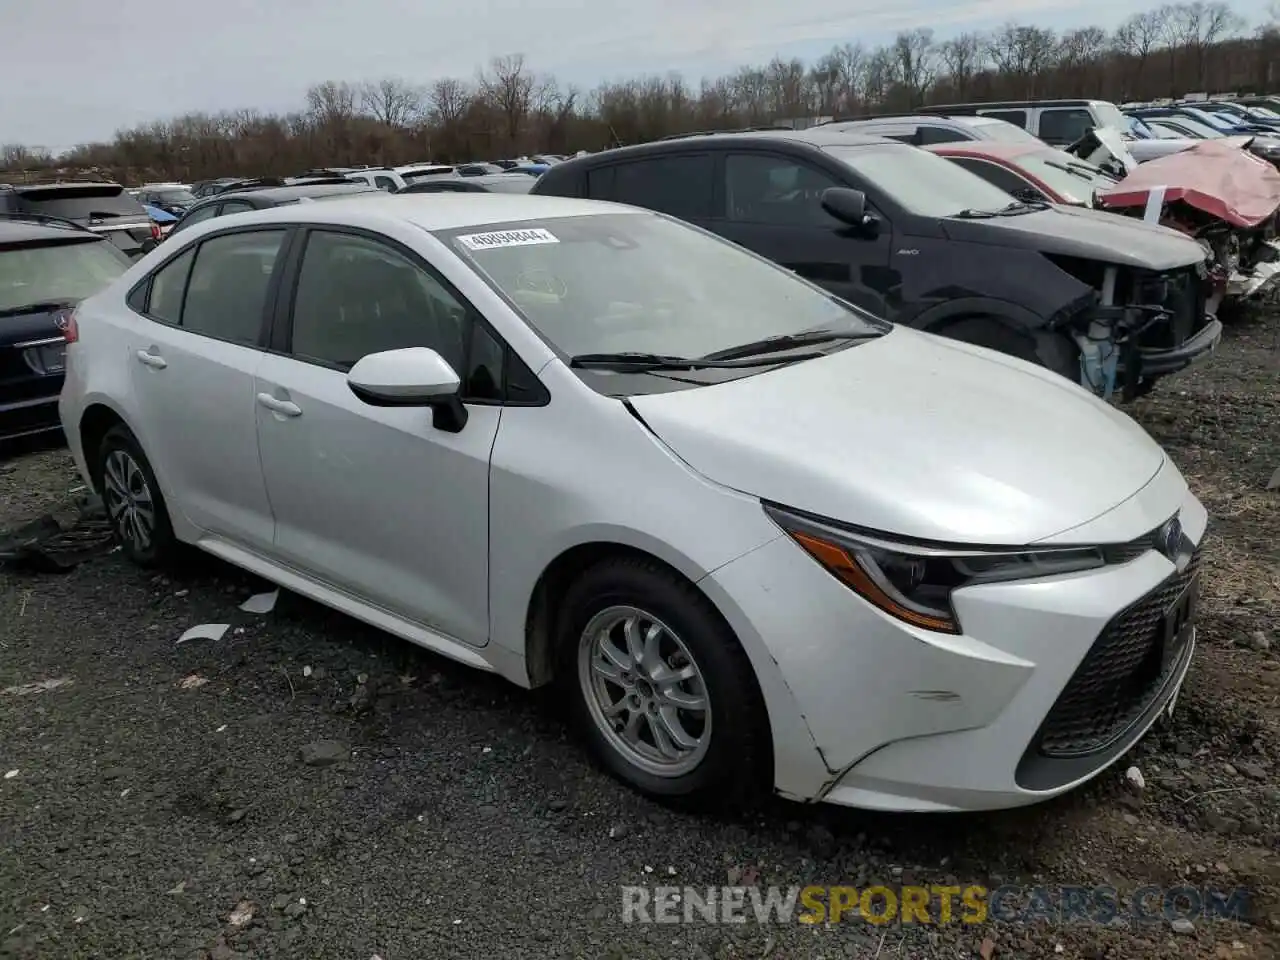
<box><xmin>0</xmin><ymin>211</ymin><xmax>94</xmax><ymax>231</ymax></box>
<box><xmin>284</xmin><ymin>175</ymin><xmax>363</xmax><ymax>186</ymax></box>
<box><xmin>655</xmin><ymin>126</ymin><xmax>797</xmax><ymax>141</ymax></box>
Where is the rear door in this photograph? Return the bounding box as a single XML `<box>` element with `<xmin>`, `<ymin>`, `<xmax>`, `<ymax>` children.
<box><xmin>124</xmin><ymin>228</ymin><xmax>287</xmax><ymax>551</ymax></box>
<box><xmin>713</xmin><ymin>151</ymin><xmax>893</xmax><ymax>317</ymax></box>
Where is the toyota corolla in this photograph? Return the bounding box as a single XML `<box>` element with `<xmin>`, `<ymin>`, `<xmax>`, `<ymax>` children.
<box><xmin>58</xmin><ymin>194</ymin><xmax>1206</xmax><ymax>812</ymax></box>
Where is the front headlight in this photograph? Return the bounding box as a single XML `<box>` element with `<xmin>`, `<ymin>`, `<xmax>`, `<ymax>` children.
<box><xmin>764</xmin><ymin>504</ymin><xmax>1111</xmax><ymax>634</ymax></box>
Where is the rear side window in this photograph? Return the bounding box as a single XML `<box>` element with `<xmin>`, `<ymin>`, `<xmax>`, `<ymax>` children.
<box><xmin>1037</xmin><ymin>108</ymin><xmax>1095</xmax><ymax>144</ymax></box>
<box><xmin>146</xmin><ymin>247</ymin><xmax>196</xmax><ymax>324</ymax></box>
<box><xmin>979</xmin><ymin>110</ymin><xmax>1028</xmax><ymax>129</ymax></box>
<box><xmin>181</xmin><ymin>230</ymin><xmax>285</xmax><ymax>344</ymax></box>
<box><xmin>374</xmin><ymin>176</ymin><xmax>397</xmax><ymax>191</ymax></box>
<box><xmin>15</xmin><ymin>187</ymin><xmax>144</xmax><ymax>220</ymax></box>
<box><xmin>602</xmin><ymin>155</ymin><xmax>715</xmax><ymax>220</ymax></box>
<box><xmin>218</xmin><ymin>200</ymin><xmax>255</xmax><ymax>214</ymax></box>
<box><xmin>947</xmin><ymin>157</ymin><xmax>1033</xmax><ymax>196</ymax></box>
<box><xmin>919</xmin><ymin>126</ymin><xmax>971</xmax><ymax>144</ymax></box>
<box><xmin>172</xmin><ymin>203</ymin><xmax>220</xmax><ymax>234</ymax></box>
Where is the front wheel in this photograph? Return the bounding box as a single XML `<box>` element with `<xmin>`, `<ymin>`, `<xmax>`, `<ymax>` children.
<box><xmin>557</xmin><ymin>558</ymin><xmax>771</xmax><ymax>808</ymax></box>
<box><xmin>95</xmin><ymin>425</ymin><xmax>177</xmax><ymax>567</ymax></box>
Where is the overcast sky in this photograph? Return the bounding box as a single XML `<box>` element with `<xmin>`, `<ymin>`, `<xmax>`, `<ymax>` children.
<box><xmin>4</xmin><ymin>0</ymin><xmax>1269</xmax><ymax>149</ymax></box>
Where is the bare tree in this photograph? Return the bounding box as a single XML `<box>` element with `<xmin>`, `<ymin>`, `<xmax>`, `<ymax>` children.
<box><xmin>428</xmin><ymin>78</ymin><xmax>471</xmax><ymax>127</ymax></box>
<box><xmin>986</xmin><ymin>24</ymin><xmax>1060</xmax><ymax>96</ymax></box>
<box><xmin>1163</xmin><ymin>1</ymin><xmax>1244</xmax><ymax>86</ymax></box>
<box><xmin>893</xmin><ymin>28</ymin><xmax>937</xmax><ymax>107</ymax></box>
<box><xmin>479</xmin><ymin>54</ymin><xmax>536</xmax><ymax>146</ymax></box>
<box><xmin>939</xmin><ymin>33</ymin><xmax>986</xmax><ymax>98</ymax></box>
<box><xmin>360</xmin><ymin>77</ymin><xmax>424</xmax><ymax>127</ymax></box>
<box><xmin>305</xmin><ymin>81</ymin><xmax>358</xmax><ymax>126</ymax></box>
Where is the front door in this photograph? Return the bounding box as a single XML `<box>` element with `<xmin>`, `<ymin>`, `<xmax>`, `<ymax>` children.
<box><xmin>714</xmin><ymin>152</ymin><xmax>894</xmax><ymax>318</ymax></box>
<box><xmin>125</xmin><ymin>229</ymin><xmax>286</xmax><ymax>551</ymax></box>
<box><xmin>253</xmin><ymin>227</ymin><xmax>498</xmax><ymax>646</ymax></box>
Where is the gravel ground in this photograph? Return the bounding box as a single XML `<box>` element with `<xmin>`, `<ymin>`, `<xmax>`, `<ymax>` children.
<box><xmin>1</xmin><ymin>315</ymin><xmax>1277</xmax><ymax>960</ymax></box>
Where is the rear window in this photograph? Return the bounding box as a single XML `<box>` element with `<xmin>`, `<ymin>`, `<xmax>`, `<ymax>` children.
<box><xmin>16</xmin><ymin>186</ymin><xmax>145</xmax><ymax>220</ymax></box>
<box><xmin>0</xmin><ymin>239</ymin><xmax>131</xmax><ymax>312</ymax></box>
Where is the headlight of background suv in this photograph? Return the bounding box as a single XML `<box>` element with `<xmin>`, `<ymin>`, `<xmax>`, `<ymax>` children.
<box><xmin>764</xmin><ymin>503</ymin><xmax>1113</xmax><ymax>634</ymax></box>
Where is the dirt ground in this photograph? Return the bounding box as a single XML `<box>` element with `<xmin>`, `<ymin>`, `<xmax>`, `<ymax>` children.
<box><xmin>0</xmin><ymin>312</ymin><xmax>1277</xmax><ymax>960</ymax></box>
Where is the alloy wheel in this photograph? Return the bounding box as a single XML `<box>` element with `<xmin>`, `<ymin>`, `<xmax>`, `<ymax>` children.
<box><xmin>576</xmin><ymin>605</ymin><xmax>712</xmax><ymax>777</ymax></box>
<box><xmin>101</xmin><ymin>449</ymin><xmax>156</xmax><ymax>553</ymax></box>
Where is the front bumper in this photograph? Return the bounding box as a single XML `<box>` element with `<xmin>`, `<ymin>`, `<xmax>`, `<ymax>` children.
<box><xmin>702</xmin><ymin>482</ymin><xmax>1207</xmax><ymax>812</ymax></box>
<box><xmin>1134</xmin><ymin>316</ymin><xmax>1222</xmax><ymax>378</ymax></box>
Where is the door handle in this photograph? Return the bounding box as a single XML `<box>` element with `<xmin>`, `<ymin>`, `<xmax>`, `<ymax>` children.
<box><xmin>256</xmin><ymin>392</ymin><xmax>302</xmax><ymax>417</ymax></box>
<box><xmin>135</xmin><ymin>349</ymin><xmax>167</xmax><ymax>369</ymax></box>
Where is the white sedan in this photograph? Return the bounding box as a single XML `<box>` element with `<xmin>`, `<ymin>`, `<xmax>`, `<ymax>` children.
<box><xmin>58</xmin><ymin>194</ymin><xmax>1205</xmax><ymax>812</ymax></box>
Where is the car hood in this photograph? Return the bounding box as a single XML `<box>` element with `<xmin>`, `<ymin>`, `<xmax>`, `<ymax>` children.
<box><xmin>941</xmin><ymin>202</ymin><xmax>1206</xmax><ymax>271</ymax></box>
<box><xmin>627</xmin><ymin>327</ymin><xmax>1166</xmax><ymax>545</ymax></box>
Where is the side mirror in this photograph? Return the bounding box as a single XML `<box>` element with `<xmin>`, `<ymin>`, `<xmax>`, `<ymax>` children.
<box><xmin>821</xmin><ymin>187</ymin><xmax>876</xmax><ymax>231</ymax></box>
<box><xmin>347</xmin><ymin>347</ymin><xmax>468</xmax><ymax>432</ymax></box>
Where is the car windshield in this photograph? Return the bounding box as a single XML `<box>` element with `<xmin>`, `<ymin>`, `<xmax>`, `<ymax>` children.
<box><xmin>1014</xmin><ymin>151</ymin><xmax>1117</xmax><ymax>203</ymax></box>
<box><xmin>0</xmin><ymin>239</ymin><xmax>131</xmax><ymax>312</ymax></box>
<box><xmin>1156</xmin><ymin>116</ymin><xmax>1221</xmax><ymax>138</ymax></box>
<box><xmin>967</xmin><ymin>119</ymin><xmax>1041</xmax><ymax>143</ymax></box>
<box><xmin>1185</xmin><ymin>108</ymin><xmax>1235</xmax><ymax>130</ymax></box>
<box><xmin>440</xmin><ymin>212</ymin><xmax>887</xmax><ymax>358</ymax></box>
<box><xmin>823</xmin><ymin>143</ymin><xmax>1020</xmax><ymax>218</ymax></box>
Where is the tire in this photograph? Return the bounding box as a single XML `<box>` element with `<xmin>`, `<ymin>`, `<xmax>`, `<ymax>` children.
<box><xmin>937</xmin><ymin>316</ymin><xmax>1078</xmax><ymax>383</ymax></box>
<box><xmin>556</xmin><ymin>557</ymin><xmax>771</xmax><ymax>809</ymax></box>
<box><xmin>94</xmin><ymin>424</ymin><xmax>177</xmax><ymax>567</ymax></box>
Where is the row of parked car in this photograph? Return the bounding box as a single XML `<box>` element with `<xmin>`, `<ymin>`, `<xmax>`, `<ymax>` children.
<box><xmin>0</xmin><ymin>105</ymin><xmax>1228</xmax><ymax>814</ymax></box>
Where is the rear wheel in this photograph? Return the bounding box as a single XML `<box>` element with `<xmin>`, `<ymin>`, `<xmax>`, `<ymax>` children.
<box><xmin>936</xmin><ymin>316</ymin><xmax>1078</xmax><ymax>383</ymax></box>
<box><xmin>95</xmin><ymin>425</ymin><xmax>177</xmax><ymax>568</ymax></box>
<box><xmin>557</xmin><ymin>558</ymin><xmax>770</xmax><ymax>809</ymax></box>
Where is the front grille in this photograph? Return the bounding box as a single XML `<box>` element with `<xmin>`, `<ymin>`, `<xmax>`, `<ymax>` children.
<box><xmin>1132</xmin><ymin>267</ymin><xmax>1200</xmax><ymax>350</ymax></box>
<box><xmin>1036</xmin><ymin>548</ymin><xmax>1201</xmax><ymax>758</ymax></box>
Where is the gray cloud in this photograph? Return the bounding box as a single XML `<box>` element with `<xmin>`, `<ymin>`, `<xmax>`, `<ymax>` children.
<box><xmin>2</xmin><ymin>0</ymin><xmax>1267</xmax><ymax>148</ymax></box>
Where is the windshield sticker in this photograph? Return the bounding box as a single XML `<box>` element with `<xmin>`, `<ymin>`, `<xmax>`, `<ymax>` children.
<box><xmin>457</xmin><ymin>228</ymin><xmax>559</xmax><ymax>250</ymax></box>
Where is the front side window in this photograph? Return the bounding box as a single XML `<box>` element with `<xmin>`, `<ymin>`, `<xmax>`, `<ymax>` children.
<box><xmin>823</xmin><ymin>143</ymin><xmax>1018</xmax><ymax>218</ymax></box>
<box><xmin>0</xmin><ymin>239</ymin><xmax>131</xmax><ymax>313</ymax></box>
<box><xmin>374</xmin><ymin>176</ymin><xmax>397</xmax><ymax>191</ymax></box>
<box><xmin>603</xmin><ymin>155</ymin><xmax>715</xmax><ymax>220</ymax></box>
<box><xmin>440</xmin><ymin>212</ymin><xmax>886</xmax><ymax>361</ymax></box>
<box><xmin>724</xmin><ymin>154</ymin><xmax>843</xmax><ymax>226</ymax></box>
<box><xmin>181</xmin><ymin>230</ymin><xmax>285</xmax><ymax>344</ymax></box>
<box><xmin>289</xmin><ymin>230</ymin><xmax>469</xmax><ymax>373</ymax></box>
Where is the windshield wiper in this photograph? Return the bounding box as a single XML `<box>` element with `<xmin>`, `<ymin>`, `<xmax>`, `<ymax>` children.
<box><xmin>1041</xmin><ymin>158</ymin><xmax>1102</xmax><ymax>183</ymax></box>
<box><xmin>701</xmin><ymin>328</ymin><xmax>876</xmax><ymax>361</ymax></box>
<box><xmin>568</xmin><ymin>350</ymin><xmax>823</xmax><ymax>372</ymax></box>
<box><xmin>956</xmin><ymin>199</ymin><xmax>1048</xmax><ymax>219</ymax></box>
<box><xmin>0</xmin><ymin>299</ymin><xmax>76</xmax><ymax>318</ymax></box>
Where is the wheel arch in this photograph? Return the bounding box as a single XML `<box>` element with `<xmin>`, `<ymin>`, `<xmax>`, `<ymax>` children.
<box><xmin>913</xmin><ymin>296</ymin><xmax>1046</xmax><ymax>335</ymax></box>
<box><xmin>77</xmin><ymin>400</ymin><xmax>137</xmax><ymax>488</ymax></box>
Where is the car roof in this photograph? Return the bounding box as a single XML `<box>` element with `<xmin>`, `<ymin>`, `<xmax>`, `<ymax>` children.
<box><xmin>0</xmin><ymin>218</ymin><xmax>102</xmax><ymax>244</ymax></box>
<box><xmin>924</xmin><ymin>140</ymin><xmax>1048</xmax><ymax>159</ymax></box>
<box><xmin>216</xmin><ymin>182</ymin><xmax>379</xmax><ymax>203</ymax></box>
<box><xmin>551</xmin><ymin>128</ymin><xmax>896</xmax><ymax>169</ymax></box>
<box><xmin>196</xmin><ymin>193</ymin><xmax>637</xmax><ymax>233</ymax></box>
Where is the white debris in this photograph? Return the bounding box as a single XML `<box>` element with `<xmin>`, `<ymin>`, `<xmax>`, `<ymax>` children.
<box><xmin>215</xmin><ymin>725</ymin><xmax>227</xmax><ymax>733</ymax></box>
<box><xmin>228</xmin><ymin>901</ymin><xmax>255</xmax><ymax>927</ymax></box>
<box><xmin>179</xmin><ymin>675</ymin><xmax>209</xmax><ymax>690</ymax></box>
<box><xmin>452</xmin><ymin>919</ymin><xmax>462</xmax><ymax>925</ymax></box>
<box><xmin>176</xmin><ymin>623</ymin><xmax>229</xmax><ymax>644</ymax></box>
<box><xmin>302</xmin><ymin>666</ymin><xmax>313</xmax><ymax>677</ymax></box>
<box><xmin>481</xmin><ymin>747</ymin><xmax>492</xmax><ymax>754</ymax></box>
<box><xmin>239</xmin><ymin>590</ymin><xmax>279</xmax><ymax>614</ymax></box>
<box><xmin>2</xmin><ymin>677</ymin><xmax>73</xmax><ymax>696</ymax></box>
<box><xmin>1125</xmin><ymin>766</ymin><xmax>1145</xmax><ymax>790</ymax></box>
<box><xmin>1267</xmin><ymin>465</ymin><xmax>1280</xmax><ymax>491</ymax></box>
<box><xmin>3</xmin><ymin>770</ymin><xmax>17</xmax><ymax>780</ymax></box>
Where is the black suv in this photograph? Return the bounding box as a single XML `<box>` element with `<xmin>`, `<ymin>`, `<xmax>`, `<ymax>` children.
<box><xmin>167</xmin><ymin>181</ymin><xmax>378</xmax><ymax>237</ymax></box>
<box><xmin>0</xmin><ymin>181</ymin><xmax>159</xmax><ymax>260</ymax></box>
<box><xmin>532</xmin><ymin>129</ymin><xmax>1222</xmax><ymax>398</ymax></box>
<box><xmin>0</xmin><ymin>217</ymin><xmax>132</xmax><ymax>440</ymax></box>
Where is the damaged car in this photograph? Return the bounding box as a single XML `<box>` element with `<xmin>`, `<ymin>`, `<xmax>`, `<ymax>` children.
<box><xmin>1095</xmin><ymin>138</ymin><xmax>1280</xmax><ymax>313</ymax></box>
<box><xmin>533</xmin><ymin>128</ymin><xmax>1220</xmax><ymax>400</ymax></box>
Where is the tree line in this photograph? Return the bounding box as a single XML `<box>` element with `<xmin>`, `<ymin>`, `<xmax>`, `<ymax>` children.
<box><xmin>4</xmin><ymin>1</ymin><xmax>1280</xmax><ymax>184</ymax></box>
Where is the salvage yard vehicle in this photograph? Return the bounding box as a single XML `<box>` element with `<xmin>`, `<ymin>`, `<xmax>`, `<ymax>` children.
<box><xmin>0</xmin><ymin>216</ymin><xmax>131</xmax><ymax>440</ymax></box>
<box><xmin>533</xmin><ymin>128</ymin><xmax>1220</xmax><ymax>399</ymax></box>
<box><xmin>0</xmin><ymin>181</ymin><xmax>160</xmax><ymax>260</ymax></box>
<box><xmin>59</xmin><ymin>194</ymin><xmax>1207</xmax><ymax>812</ymax></box>
<box><xmin>821</xmin><ymin>113</ymin><xmax>1050</xmax><ymax>146</ymax></box>
<box><xmin>396</xmin><ymin>173</ymin><xmax>536</xmax><ymax>195</ymax></box>
<box><xmin>166</xmin><ymin>181</ymin><xmax>379</xmax><ymax>236</ymax></box>
<box><xmin>1097</xmin><ymin>138</ymin><xmax>1280</xmax><ymax>312</ymax></box>
<box><xmin>924</xmin><ymin>140</ymin><xmax>1118</xmax><ymax>207</ymax></box>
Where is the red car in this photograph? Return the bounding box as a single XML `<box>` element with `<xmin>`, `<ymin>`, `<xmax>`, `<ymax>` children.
<box><xmin>924</xmin><ymin>141</ymin><xmax>1118</xmax><ymax>207</ymax></box>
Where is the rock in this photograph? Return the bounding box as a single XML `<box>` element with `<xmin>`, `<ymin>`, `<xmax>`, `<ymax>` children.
<box><xmin>608</xmin><ymin>824</ymin><xmax>630</xmax><ymax>840</ymax></box>
<box><xmin>1175</xmin><ymin>741</ymin><xmax>1195</xmax><ymax>756</ymax></box>
<box><xmin>1248</xmin><ymin>631</ymin><xmax>1271</xmax><ymax>652</ymax></box>
<box><xmin>1239</xmin><ymin>763</ymin><xmax>1267</xmax><ymax>781</ymax></box>
<box><xmin>1170</xmin><ymin>917</ymin><xmax>1195</xmax><ymax>935</ymax></box>
<box><xmin>1224</xmin><ymin>763</ymin><xmax>1238</xmax><ymax>776</ymax></box>
<box><xmin>1123</xmin><ymin>813</ymin><xmax>1140</xmax><ymax>826</ymax></box>
<box><xmin>283</xmin><ymin>901</ymin><xmax>306</xmax><ymax>918</ymax></box>
<box><xmin>547</xmin><ymin>799</ymin><xmax>568</xmax><ymax>812</ymax></box>
<box><xmin>1174</xmin><ymin>757</ymin><xmax>1192</xmax><ymax>771</ymax></box>
<box><xmin>227</xmin><ymin>809</ymin><xmax>248</xmax><ymax>824</ymax></box>
<box><xmin>299</xmin><ymin>741</ymin><xmax>349</xmax><ymax>767</ymax></box>
<box><xmin>1125</xmin><ymin>766</ymin><xmax>1146</xmax><ymax>791</ymax></box>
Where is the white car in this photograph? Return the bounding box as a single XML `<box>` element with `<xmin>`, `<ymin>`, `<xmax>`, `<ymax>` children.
<box><xmin>58</xmin><ymin>195</ymin><xmax>1206</xmax><ymax>812</ymax></box>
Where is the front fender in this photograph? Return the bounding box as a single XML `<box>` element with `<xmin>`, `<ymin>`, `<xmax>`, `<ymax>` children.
<box><xmin>912</xmin><ymin>296</ymin><xmax>1050</xmax><ymax>334</ymax></box>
